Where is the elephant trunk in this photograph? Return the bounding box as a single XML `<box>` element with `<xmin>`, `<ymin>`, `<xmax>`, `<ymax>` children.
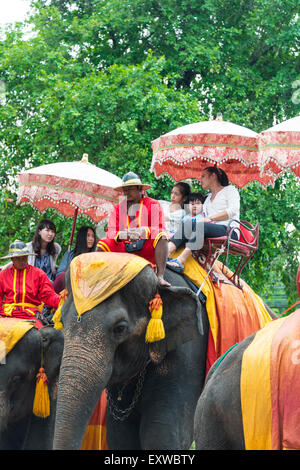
<box><xmin>53</xmin><ymin>336</ymin><xmax>113</xmax><ymax>450</ymax></box>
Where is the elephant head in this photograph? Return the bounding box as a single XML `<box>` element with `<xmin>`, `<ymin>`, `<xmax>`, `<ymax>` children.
<box><xmin>0</xmin><ymin>324</ymin><xmax>64</xmax><ymax>449</ymax></box>
<box><xmin>53</xmin><ymin>253</ymin><xmax>204</xmax><ymax>450</ymax></box>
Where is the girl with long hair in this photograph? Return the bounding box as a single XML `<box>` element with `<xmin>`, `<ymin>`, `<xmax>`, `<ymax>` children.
<box><xmin>163</xmin><ymin>181</ymin><xmax>191</xmax><ymax>237</ymax></box>
<box><xmin>28</xmin><ymin>219</ymin><xmax>61</xmax><ymax>281</ymax></box>
<box><xmin>0</xmin><ymin>218</ymin><xmax>61</xmax><ymax>281</ymax></box>
<box><xmin>54</xmin><ymin>226</ymin><xmax>96</xmax><ymax>292</ymax></box>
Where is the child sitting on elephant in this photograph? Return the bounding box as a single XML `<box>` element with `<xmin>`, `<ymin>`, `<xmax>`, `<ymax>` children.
<box><xmin>167</xmin><ymin>192</ymin><xmax>206</xmax><ymax>274</ymax></box>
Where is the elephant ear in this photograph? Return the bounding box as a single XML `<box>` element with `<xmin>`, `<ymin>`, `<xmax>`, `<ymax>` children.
<box><xmin>148</xmin><ymin>286</ymin><xmax>204</xmax><ymax>363</ymax></box>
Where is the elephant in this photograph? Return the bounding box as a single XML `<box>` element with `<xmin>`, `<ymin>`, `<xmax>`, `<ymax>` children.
<box><xmin>194</xmin><ymin>307</ymin><xmax>287</xmax><ymax>451</ymax></box>
<box><xmin>53</xmin><ymin>261</ymin><xmax>209</xmax><ymax>450</ymax></box>
<box><xmin>0</xmin><ymin>324</ymin><xmax>64</xmax><ymax>450</ymax></box>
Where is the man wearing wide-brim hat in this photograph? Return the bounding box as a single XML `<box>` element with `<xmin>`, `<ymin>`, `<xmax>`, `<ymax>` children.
<box><xmin>97</xmin><ymin>172</ymin><xmax>170</xmax><ymax>286</ymax></box>
<box><xmin>0</xmin><ymin>240</ymin><xmax>59</xmax><ymax>327</ymax></box>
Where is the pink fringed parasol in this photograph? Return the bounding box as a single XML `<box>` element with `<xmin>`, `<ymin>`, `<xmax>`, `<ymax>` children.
<box><xmin>151</xmin><ymin>118</ymin><xmax>275</xmax><ymax>188</ymax></box>
<box><xmin>258</xmin><ymin>116</ymin><xmax>300</xmax><ymax>181</ymax></box>
<box><xmin>17</xmin><ymin>154</ymin><xmax>122</xmax><ymax>247</ymax></box>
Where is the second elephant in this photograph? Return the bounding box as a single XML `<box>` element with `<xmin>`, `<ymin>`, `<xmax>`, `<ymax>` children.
<box><xmin>0</xmin><ymin>324</ymin><xmax>64</xmax><ymax>449</ymax></box>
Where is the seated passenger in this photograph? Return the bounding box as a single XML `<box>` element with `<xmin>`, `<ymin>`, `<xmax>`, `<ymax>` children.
<box><xmin>0</xmin><ymin>219</ymin><xmax>61</xmax><ymax>283</ymax></box>
<box><xmin>0</xmin><ymin>240</ymin><xmax>60</xmax><ymax>326</ymax></box>
<box><xmin>164</xmin><ymin>182</ymin><xmax>191</xmax><ymax>237</ymax></box>
<box><xmin>97</xmin><ymin>172</ymin><xmax>170</xmax><ymax>287</ymax></box>
<box><xmin>182</xmin><ymin>192</ymin><xmax>206</xmax><ymax>225</ymax></box>
<box><xmin>29</xmin><ymin>219</ymin><xmax>61</xmax><ymax>282</ymax></box>
<box><xmin>167</xmin><ymin>168</ymin><xmax>240</xmax><ymax>273</ymax></box>
<box><xmin>54</xmin><ymin>226</ymin><xmax>96</xmax><ymax>293</ymax></box>
<box><xmin>166</xmin><ymin>192</ymin><xmax>205</xmax><ymax>273</ymax></box>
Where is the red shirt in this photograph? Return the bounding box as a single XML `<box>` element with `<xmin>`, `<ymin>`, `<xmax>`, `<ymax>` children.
<box><xmin>106</xmin><ymin>196</ymin><xmax>167</xmax><ymax>244</ymax></box>
<box><xmin>0</xmin><ymin>264</ymin><xmax>59</xmax><ymax>320</ymax></box>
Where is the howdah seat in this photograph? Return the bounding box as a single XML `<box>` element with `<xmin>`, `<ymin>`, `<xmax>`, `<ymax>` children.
<box><xmin>195</xmin><ymin>220</ymin><xmax>259</xmax><ymax>288</ymax></box>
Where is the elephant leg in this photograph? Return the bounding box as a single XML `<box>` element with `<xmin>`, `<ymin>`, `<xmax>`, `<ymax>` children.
<box><xmin>140</xmin><ymin>398</ymin><xmax>189</xmax><ymax>450</ymax></box>
<box><xmin>107</xmin><ymin>390</ymin><xmax>187</xmax><ymax>450</ymax></box>
<box><xmin>0</xmin><ymin>417</ymin><xmax>30</xmax><ymax>450</ymax></box>
<box><xmin>109</xmin><ymin>394</ymin><xmax>191</xmax><ymax>450</ymax></box>
<box><xmin>140</xmin><ymin>359</ymin><xmax>203</xmax><ymax>449</ymax></box>
<box><xmin>106</xmin><ymin>412</ymin><xmax>141</xmax><ymax>450</ymax></box>
<box><xmin>194</xmin><ymin>339</ymin><xmax>251</xmax><ymax>450</ymax></box>
<box><xmin>106</xmin><ymin>348</ymin><xmax>203</xmax><ymax>451</ymax></box>
<box><xmin>194</xmin><ymin>389</ymin><xmax>234</xmax><ymax>450</ymax></box>
<box><xmin>194</xmin><ymin>374</ymin><xmax>245</xmax><ymax>450</ymax></box>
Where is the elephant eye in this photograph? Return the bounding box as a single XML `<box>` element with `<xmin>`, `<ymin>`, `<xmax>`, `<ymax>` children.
<box><xmin>112</xmin><ymin>321</ymin><xmax>129</xmax><ymax>339</ymax></box>
<box><xmin>12</xmin><ymin>375</ymin><xmax>21</xmax><ymax>384</ymax></box>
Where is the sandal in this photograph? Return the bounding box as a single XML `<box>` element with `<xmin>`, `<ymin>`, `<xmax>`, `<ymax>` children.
<box><xmin>166</xmin><ymin>258</ymin><xmax>184</xmax><ymax>274</ymax></box>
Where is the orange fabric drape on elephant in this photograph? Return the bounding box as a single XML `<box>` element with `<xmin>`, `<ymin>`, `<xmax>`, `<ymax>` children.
<box><xmin>174</xmin><ymin>254</ymin><xmax>272</xmax><ymax>373</ymax></box>
<box><xmin>241</xmin><ymin>310</ymin><xmax>300</xmax><ymax>450</ymax></box>
<box><xmin>81</xmin><ymin>390</ymin><xmax>108</xmax><ymax>450</ymax></box>
<box><xmin>211</xmin><ymin>262</ymin><xmax>272</xmax><ymax>357</ymax></box>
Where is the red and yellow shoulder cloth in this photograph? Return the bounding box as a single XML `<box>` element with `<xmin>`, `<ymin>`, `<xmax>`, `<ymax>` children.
<box><xmin>241</xmin><ymin>310</ymin><xmax>300</xmax><ymax>450</ymax></box>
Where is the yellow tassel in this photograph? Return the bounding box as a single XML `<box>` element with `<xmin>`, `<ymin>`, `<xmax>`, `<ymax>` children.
<box><xmin>52</xmin><ymin>289</ymin><xmax>68</xmax><ymax>331</ymax></box>
<box><xmin>33</xmin><ymin>367</ymin><xmax>50</xmax><ymax>418</ymax></box>
<box><xmin>52</xmin><ymin>305</ymin><xmax>64</xmax><ymax>331</ymax></box>
<box><xmin>145</xmin><ymin>294</ymin><xmax>165</xmax><ymax>343</ymax></box>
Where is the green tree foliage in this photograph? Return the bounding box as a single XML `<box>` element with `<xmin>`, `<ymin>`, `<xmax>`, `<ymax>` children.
<box><xmin>36</xmin><ymin>0</ymin><xmax>300</xmax><ymax>128</ymax></box>
<box><xmin>238</xmin><ymin>175</ymin><xmax>300</xmax><ymax>304</ymax></box>
<box><xmin>0</xmin><ymin>0</ymin><xmax>299</xmax><ymax>304</ymax></box>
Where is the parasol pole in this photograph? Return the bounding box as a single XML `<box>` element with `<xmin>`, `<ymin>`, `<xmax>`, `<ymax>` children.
<box><xmin>68</xmin><ymin>153</ymin><xmax>88</xmax><ymax>250</ymax></box>
<box><xmin>69</xmin><ymin>207</ymin><xmax>79</xmax><ymax>251</ymax></box>
<box><xmin>68</xmin><ymin>153</ymin><xmax>89</xmax><ymax>251</ymax></box>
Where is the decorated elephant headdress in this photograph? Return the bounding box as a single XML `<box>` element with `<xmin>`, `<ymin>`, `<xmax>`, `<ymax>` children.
<box><xmin>54</xmin><ymin>252</ymin><xmax>166</xmax><ymax>343</ymax></box>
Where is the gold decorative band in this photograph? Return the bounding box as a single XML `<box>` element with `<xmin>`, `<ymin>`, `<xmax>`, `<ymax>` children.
<box><xmin>8</xmin><ymin>248</ymin><xmax>27</xmax><ymax>253</ymax></box>
<box><xmin>122</xmin><ymin>178</ymin><xmax>141</xmax><ymax>185</ymax></box>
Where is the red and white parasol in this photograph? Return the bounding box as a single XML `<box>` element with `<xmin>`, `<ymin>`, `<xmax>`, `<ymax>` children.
<box><xmin>258</xmin><ymin>115</ymin><xmax>300</xmax><ymax>180</ymax></box>
<box><xmin>151</xmin><ymin>117</ymin><xmax>275</xmax><ymax>187</ymax></box>
<box><xmin>17</xmin><ymin>154</ymin><xmax>122</xmax><ymax>246</ymax></box>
